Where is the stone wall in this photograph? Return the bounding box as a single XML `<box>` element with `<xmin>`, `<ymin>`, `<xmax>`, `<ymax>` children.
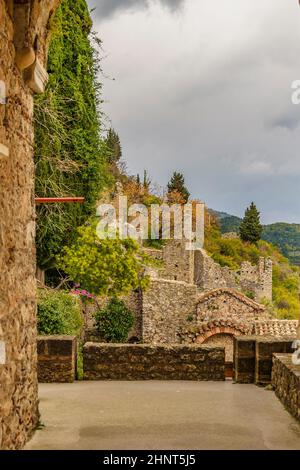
<box><xmin>240</xmin><ymin>258</ymin><xmax>272</xmax><ymax>302</ymax></box>
<box><xmin>255</xmin><ymin>337</ymin><xmax>295</xmax><ymax>385</ymax></box>
<box><xmin>0</xmin><ymin>0</ymin><xmax>59</xmax><ymax>450</ymax></box>
<box><xmin>194</xmin><ymin>249</ymin><xmax>237</xmax><ymax>290</ymax></box>
<box><xmin>37</xmin><ymin>336</ymin><xmax>77</xmax><ymax>383</ymax></box>
<box><xmin>196</xmin><ymin>288</ymin><xmax>267</xmax><ymax>324</ymax></box>
<box><xmin>142</xmin><ymin>279</ymin><xmax>198</xmax><ymax>343</ymax></box>
<box><xmin>146</xmin><ymin>241</ymin><xmax>273</xmax><ymax>302</ymax></box>
<box><xmin>84</xmin><ymin>290</ymin><xmax>142</xmax><ymax>343</ymax></box>
<box><xmin>233</xmin><ymin>336</ymin><xmax>256</xmax><ymax>383</ymax></box>
<box><xmin>272</xmin><ymin>354</ymin><xmax>300</xmax><ymax>422</ymax></box>
<box><xmin>233</xmin><ymin>336</ymin><xmax>295</xmax><ymax>385</ymax></box>
<box><xmin>194</xmin><ymin>250</ymin><xmax>272</xmax><ymax>302</ymax></box>
<box><xmin>83</xmin><ymin>343</ymin><xmax>225</xmax><ymax>381</ymax></box>
<box><xmin>202</xmin><ymin>333</ymin><xmax>235</xmax><ymax>362</ymax></box>
<box><xmin>160</xmin><ymin>240</ymin><xmax>195</xmax><ymax>284</ymax></box>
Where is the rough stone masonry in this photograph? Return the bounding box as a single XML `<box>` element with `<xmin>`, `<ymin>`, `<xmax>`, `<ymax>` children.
<box><xmin>0</xmin><ymin>0</ymin><xmax>60</xmax><ymax>450</ymax></box>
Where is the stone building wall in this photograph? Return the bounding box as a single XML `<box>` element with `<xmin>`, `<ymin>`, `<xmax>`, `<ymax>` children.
<box><xmin>0</xmin><ymin>0</ymin><xmax>59</xmax><ymax>450</ymax></box>
<box><xmin>160</xmin><ymin>240</ymin><xmax>195</xmax><ymax>284</ymax></box>
<box><xmin>196</xmin><ymin>289</ymin><xmax>268</xmax><ymax>324</ymax></box>
<box><xmin>201</xmin><ymin>333</ymin><xmax>234</xmax><ymax>362</ymax></box>
<box><xmin>142</xmin><ymin>279</ymin><xmax>198</xmax><ymax>343</ymax></box>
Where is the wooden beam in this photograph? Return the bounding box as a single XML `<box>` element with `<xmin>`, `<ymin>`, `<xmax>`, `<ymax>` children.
<box><xmin>35</xmin><ymin>197</ymin><xmax>85</xmax><ymax>204</ymax></box>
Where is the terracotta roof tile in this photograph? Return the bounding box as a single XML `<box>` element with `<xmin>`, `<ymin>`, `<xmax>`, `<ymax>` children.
<box><xmin>253</xmin><ymin>320</ymin><xmax>298</xmax><ymax>338</ymax></box>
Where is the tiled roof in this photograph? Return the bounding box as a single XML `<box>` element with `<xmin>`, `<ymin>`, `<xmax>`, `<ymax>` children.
<box><xmin>253</xmin><ymin>320</ymin><xmax>298</xmax><ymax>338</ymax></box>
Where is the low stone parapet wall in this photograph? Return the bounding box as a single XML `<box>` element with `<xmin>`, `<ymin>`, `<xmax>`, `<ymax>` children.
<box><xmin>255</xmin><ymin>338</ymin><xmax>295</xmax><ymax>385</ymax></box>
<box><xmin>233</xmin><ymin>336</ymin><xmax>257</xmax><ymax>383</ymax></box>
<box><xmin>37</xmin><ymin>335</ymin><xmax>77</xmax><ymax>383</ymax></box>
<box><xmin>272</xmin><ymin>354</ymin><xmax>300</xmax><ymax>422</ymax></box>
<box><xmin>233</xmin><ymin>336</ymin><xmax>295</xmax><ymax>385</ymax></box>
<box><xmin>83</xmin><ymin>343</ymin><xmax>225</xmax><ymax>381</ymax></box>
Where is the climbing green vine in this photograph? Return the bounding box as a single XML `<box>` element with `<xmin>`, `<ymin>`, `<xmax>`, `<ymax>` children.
<box><xmin>34</xmin><ymin>0</ymin><xmax>111</xmax><ymax>274</ymax></box>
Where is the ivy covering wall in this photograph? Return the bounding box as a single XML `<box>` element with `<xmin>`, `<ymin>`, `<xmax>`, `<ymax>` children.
<box><xmin>34</xmin><ymin>0</ymin><xmax>109</xmax><ymax>272</ymax></box>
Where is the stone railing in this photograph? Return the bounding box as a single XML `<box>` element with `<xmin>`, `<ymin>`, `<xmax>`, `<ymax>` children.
<box><xmin>233</xmin><ymin>336</ymin><xmax>295</xmax><ymax>385</ymax></box>
<box><xmin>37</xmin><ymin>335</ymin><xmax>77</xmax><ymax>383</ymax></box>
<box><xmin>83</xmin><ymin>343</ymin><xmax>225</xmax><ymax>381</ymax></box>
<box><xmin>272</xmin><ymin>354</ymin><xmax>300</xmax><ymax>422</ymax></box>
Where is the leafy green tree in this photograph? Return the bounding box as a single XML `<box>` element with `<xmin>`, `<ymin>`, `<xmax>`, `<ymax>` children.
<box><xmin>239</xmin><ymin>202</ymin><xmax>263</xmax><ymax>243</ymax></box>
<box><xmin>34</xmin><ymin>0</ymin><xmax>109</xmax><ymax>274</ymax></box>
<box><xmin>58</xmin><ymin>221</ymin><xmax>150</xmax><ymax>296</ymax></box>
<box><xmin>106</xmin><ymin>128</ymin><xmax>122</xmax><ymax>165</ymax></box>
<box><xmin>167</xmin><ymin>171</ymin><xmax>190</xmax><ymax>203</ymax></box>
<box><xmin>94</xmin><ymin>297</ymin><xmax>134</xmax><ymax>343</ymax></box>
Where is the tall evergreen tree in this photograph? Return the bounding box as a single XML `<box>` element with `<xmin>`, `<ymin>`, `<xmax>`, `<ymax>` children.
<box><xmin>105</xmin><ymin>128</ymin><xmax>122</xmax><ymax>165</ymax></box>
<box><xmin>34</xmin><ymin>0</ymin><xmax>109</xmax><ymax>273</ymax></box>
<box><xmin>239</xmin><ymin>202</ymin><xmax>263</xmax><ymax>243</ymax></box>
<box><xmin>167</xmin><ymin>171</ymin><xmax>190</xmax><ymax>203</ymax></box>
<box><xmin>143</xmin><ymin>169</ymin><xmax>151</xmax><ymax>191</ymax></box>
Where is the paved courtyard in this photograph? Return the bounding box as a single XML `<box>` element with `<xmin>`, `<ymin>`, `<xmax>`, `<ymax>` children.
<box><xmin>25</xmin><ymin>381</ymin><xmax>300</xmax><ymax>450</ymax></box>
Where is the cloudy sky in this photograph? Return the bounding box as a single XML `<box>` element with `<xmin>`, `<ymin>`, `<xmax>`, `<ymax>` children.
<box><xmin>88</xmin><ymin>0</ymin><xmax>300</xmax><ymax>223</ymax></box>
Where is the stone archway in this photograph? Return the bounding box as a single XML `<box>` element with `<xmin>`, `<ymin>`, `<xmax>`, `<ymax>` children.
<box><xmin>195</xmin><ymin>326</ymin><xmax>245</xmax><ymax>379</ymax></box>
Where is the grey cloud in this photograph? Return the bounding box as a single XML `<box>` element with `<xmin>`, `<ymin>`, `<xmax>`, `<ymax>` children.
<box><xmin>271</xmin><ymin>114</ymin><xmax>300</xmax><ymax>131</ymax></box>
<box><xmin>88</xmin><ymin>0</ymin><xmax>184</xmax><ymax>19</ymax></box>
<box><xmin>92</xmin><ymin>0</ymin><xmax>300</xmax><ymax>223</ymax></box>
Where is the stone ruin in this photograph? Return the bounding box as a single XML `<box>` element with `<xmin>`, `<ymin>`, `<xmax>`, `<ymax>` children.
<box><xmin>85</xmin><ymin>239</ymin><xmax>297</xmax><ymax>372</ymax></box>
<box><xmin>145</xmin><ymin>240</ymin><xmax>273</xmax><ymax>303</ymax></box>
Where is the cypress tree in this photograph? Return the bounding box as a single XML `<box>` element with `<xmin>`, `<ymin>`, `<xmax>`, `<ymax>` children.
<box><xmin>167</xmin><ymin>171</ymin><xmax>190</xmax><ymax>203</ymax></box>
<box><xmin>239</xmin><ymin>202</ymin><xmax>263</xmax><ymax>243</ymax></box>
<box><xmin>105</xmin><ymin>128</ymin><xmax>122</xmax><ymax>165</ymax></box>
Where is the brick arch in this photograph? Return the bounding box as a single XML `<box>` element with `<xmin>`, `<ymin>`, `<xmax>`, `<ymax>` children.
<box><xmin>196</xmin><ymin>326</ymin><xmax>244</xmax><ymax>344</ymax></box>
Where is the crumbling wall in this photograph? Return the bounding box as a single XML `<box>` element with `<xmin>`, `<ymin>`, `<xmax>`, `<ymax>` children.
<box><xmin>239</xmin><ymin>258</ymin><xmax>272</xmax><ymax>302</ymax></box>
<box><xmin>194</xmin><ymin>249</ymin><xmax>236</xmax><ymax>290</ymax></box>
<box><xmin>194</xmin><ymin>249</ymin><xmax>272</xmax><ymax>302</ymax></box>
<box><xmin>160</xmin><ymin>240</ymin><xmax>195</xmax><ymax>284</ymax></box>
<box><xmin>142</xmin><ymin>279</ymin><xmax>198</xmax><ymax>343</ymax></box>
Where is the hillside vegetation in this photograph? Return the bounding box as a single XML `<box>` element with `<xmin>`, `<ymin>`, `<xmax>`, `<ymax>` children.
<box><xmin>211</xmin><ymin>210</ymin><xmax>300</xmax><ymax>266</ymax></box>
<box><xmin>205</xmin><ymin>219</ymin><xmax>299</xmax><ymax>320</ymax></box>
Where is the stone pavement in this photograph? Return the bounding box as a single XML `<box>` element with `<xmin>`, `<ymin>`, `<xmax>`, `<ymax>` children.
<box><xmin>25</xmin><ymin>381</ymin><xmax>300</xmax><ymax>450</ymax></box>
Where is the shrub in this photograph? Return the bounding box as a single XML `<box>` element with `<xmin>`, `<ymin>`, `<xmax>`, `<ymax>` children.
<box><xmin>37</xmin><ymin>289</ymin><xmax>83</xmax><ymax>335</ymax></box>
<box><xmin>94</xmin><ymin>297</ymin><xmax>135</xmax><ymax>343</ymax></box>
